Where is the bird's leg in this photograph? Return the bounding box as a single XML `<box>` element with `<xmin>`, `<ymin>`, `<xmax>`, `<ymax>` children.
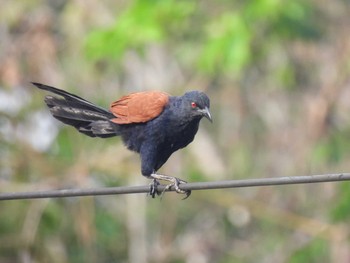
<box><xmin>148</xmin><ymin>178</ymin><xmax>160</xmax><ymax>198</ymax></box>
<box><xmin>149</xmin><ymin>173</ymin><xmax>191</xmax><ymax>199</ymax></box>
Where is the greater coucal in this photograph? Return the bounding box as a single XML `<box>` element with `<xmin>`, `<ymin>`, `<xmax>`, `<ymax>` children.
<box><xmin>32</xmin><ymin>83</ymin><xmax>212</xmax><ymax>198</ymax></box>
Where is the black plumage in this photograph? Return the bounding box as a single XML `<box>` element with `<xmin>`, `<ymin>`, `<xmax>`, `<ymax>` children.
<box><xmin>33</xmin><ymin>82</ymin><xmax>212</xmax><ymax>198</ymax></box>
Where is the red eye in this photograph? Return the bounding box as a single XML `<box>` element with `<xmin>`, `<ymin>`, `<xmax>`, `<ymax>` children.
<box><xmin>191</xmin><ymin>102</ymin><xmax>197</xmax><ymax>108</ymax></box>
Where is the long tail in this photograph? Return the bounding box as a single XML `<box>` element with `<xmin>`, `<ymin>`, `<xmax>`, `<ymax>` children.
<box><xmin>32</xmin><ymin>82</ymin><xmax>118</xmax><ymax>138</ymax></box>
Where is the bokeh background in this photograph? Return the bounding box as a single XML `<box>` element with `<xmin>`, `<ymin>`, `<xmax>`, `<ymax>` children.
<box><xmin>1</xmin><ymin>0</ymin><xmax>350</xmax><ymax>262</ymax></box>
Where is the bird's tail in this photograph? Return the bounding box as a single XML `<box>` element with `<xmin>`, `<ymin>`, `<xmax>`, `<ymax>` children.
<box><xmin>32</xmin><ymin>82</ymin><xmax>118</xmax><ymax>138</ymax></box>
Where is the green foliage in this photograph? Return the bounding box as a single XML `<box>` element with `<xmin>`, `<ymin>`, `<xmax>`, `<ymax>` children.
<box><xmin>312</xmin><ymin>129</ymin><xmax>350</xmax><ymax>165</ymax></box>
<box><xmin>39</xmin><ymin>201</ymin><xmax>64</xmax><ymax>235</ymax></box>
<box><xmin>52</xmin><ymin>128</ymin><xmax>77</xmax><ymax>164</ymax></box>
<box><xmin>199</xmin><ymin>12</ymin><xmax>251</xmax><ymax>75</ymax></box>
<box><xmin>244</xmin><ymin>0</ymin><xmax>320</xmax><ymax>39</ymax></box>
<box><xmin>288</xmin><ymin>239</ymin><xmax>329</xmax><ymax>263</ymax></box>
<box><xmin>85</xmin><ymin>0</ymin><xmax>320</xmax><ymax>79</ymax></box>
<box><xmin>331</xmin><ymin>182</ymin><xmax>350</xmax><ymax>221</ymax></box>
<box><xmin>85</xmin><ymin>0</ymin><xmax>195</xmax><ymax>60</ymax></box>
<box><xmin>187</xmin><ymin>167</ymin><xmax>207</xmax><ymax>182</ymax></box>
<box><xmin>312</xmin><ymin>129</ymin><xmax>350</xmax><ymax>222</ymax></box>
<box><xmin>95</xmin><ymin>206</ymin><xmax>127</xmax><ymax>260</ymax></box>
<box><xmin>0</xmin><ymin>202</ymin><xmax>26</xmax><ymax>235</ymax></box>
<box><xmin>199</xmin><ymin>0</ymin><xmax>317</xmax><ymax>77</ymax></box>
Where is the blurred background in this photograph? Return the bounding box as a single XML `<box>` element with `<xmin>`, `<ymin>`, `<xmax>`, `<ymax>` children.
<box><xmin>1</xmin><ymin>0</ymin><xmax>350</xmax><ymax>262</ymax></box>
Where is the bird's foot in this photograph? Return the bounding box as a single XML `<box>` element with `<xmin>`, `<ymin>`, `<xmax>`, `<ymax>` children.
<box><xmin>149</xmin><ymin>173</ymin><xmax>191</xmax><ymax>199</ymax></box>
<box><xmin>149</xmin><ymin>179</ymin><xmax>161</xmax><ymax>198</ymax></box>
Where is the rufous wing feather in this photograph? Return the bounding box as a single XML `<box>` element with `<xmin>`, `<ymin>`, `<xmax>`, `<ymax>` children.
<box><xmin>110</xmin><ymin>91</ymin><xmax>169</xmax><ymax>124</ymax></box>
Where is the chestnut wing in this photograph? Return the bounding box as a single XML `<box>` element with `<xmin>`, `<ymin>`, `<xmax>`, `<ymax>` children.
<box><xmin>110</xmin><ymin>91</ymin><xmax>169</xmax><ymax>124</ymax></box>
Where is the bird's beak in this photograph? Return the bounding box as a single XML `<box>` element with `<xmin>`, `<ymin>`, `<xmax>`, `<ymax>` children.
<box><xmin>200</xmin><ymin>107</ymin><xmax>212</xmax><ymax>123</ymax></box>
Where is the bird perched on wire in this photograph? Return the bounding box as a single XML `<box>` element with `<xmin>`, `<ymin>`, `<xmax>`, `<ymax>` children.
<box><xmin>32</xmin><ymin>82</ymin><xmax>212</xmax><ymax>198</ymax></box>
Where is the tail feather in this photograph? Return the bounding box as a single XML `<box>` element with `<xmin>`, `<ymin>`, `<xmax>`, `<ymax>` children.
<box><xmin>90</xmin><ymin>120</ymin><xmax>118</xmax><ymax>138</ymax></box>
<box><xmin>33</xmin><ymin>82</ymin><xmax>119</xmax><ymax>138</ymax></box>
<box><xmin>33</xmin><ymin>82</ymin><xmax>110</xmax><ymax>114</ymax></box>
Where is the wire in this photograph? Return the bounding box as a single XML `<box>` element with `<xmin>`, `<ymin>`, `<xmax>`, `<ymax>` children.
<box><xmin>0</xmin><ymin>173</ymin><xmax>349</xmax><ymax>201</ymax></box>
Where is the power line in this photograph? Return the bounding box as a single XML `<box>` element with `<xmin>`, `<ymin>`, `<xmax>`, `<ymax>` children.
<box><xmin>0</xmin><ymin>173</ymin><xmax>349</xmax><ymax>201</ymax></box>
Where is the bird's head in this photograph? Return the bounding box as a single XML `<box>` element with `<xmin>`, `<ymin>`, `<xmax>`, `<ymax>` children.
<box><xmin>182</xmin><ymin>91</ymin><xmax>212</xmax><ymax>122</ymax></box>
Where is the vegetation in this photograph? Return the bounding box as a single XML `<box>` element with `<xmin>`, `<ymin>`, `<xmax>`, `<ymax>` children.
<box><xmin>1</xmin><ymin>0</ymin><xmax>350</xmax><ymax>262</ymax></box>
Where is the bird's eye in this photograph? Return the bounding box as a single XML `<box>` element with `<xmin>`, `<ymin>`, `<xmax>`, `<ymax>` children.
<box><xmin>191</xmin><ymin>102</ymin><xmax>197</xmax><ymax>108</ymax></box>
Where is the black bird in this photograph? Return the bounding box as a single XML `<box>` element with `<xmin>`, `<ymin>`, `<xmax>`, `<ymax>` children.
<box><xmin>32</xmin><ymin>83</ymin><xmax>212</xmax><ymax>198</ymax></box>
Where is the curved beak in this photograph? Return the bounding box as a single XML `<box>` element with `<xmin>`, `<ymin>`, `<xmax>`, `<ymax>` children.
<box><xmin>199</xmin><ymin>107</ymin><xmax>212</xmax><ymax>123</ymax></box>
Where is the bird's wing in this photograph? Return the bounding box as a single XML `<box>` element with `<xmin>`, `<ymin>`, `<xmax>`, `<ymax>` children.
<box><xmin>110</xmin><ymin>91</ymin><xmax>169</xmax><ymax>124</ymax></box>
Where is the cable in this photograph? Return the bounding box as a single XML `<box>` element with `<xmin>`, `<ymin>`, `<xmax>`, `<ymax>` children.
<box><xmin>0</xmin><ymin>173</ymin><xmax>349</xmax><ymax>201</ymax></box>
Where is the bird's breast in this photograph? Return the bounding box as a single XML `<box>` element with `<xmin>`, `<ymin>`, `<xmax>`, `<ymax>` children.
<box><xmin>163</xmin><ymin>119</ymin><xmax>200</xmax><ymax>150</ymax></box>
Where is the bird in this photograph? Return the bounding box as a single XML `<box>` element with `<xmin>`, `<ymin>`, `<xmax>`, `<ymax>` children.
<box><xmin>32</xmin><ymin>82</ymin><xmax>212</xmax><ymax>198</ymax></box>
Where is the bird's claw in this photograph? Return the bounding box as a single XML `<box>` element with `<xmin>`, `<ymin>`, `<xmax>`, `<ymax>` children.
<box><xmin>149</xmin><ymin>179</ymin><xmax>161</xmax><ymax>198</ymax></box>
<box><xmin>163</xmin><ymin>178</ymin><xmax>191</xmax><ymax>199</ymax></box>
<box><xmin>149</xmin><ymin>173</ymin><xmax>191</xmax><ymax>199</ymax></box>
